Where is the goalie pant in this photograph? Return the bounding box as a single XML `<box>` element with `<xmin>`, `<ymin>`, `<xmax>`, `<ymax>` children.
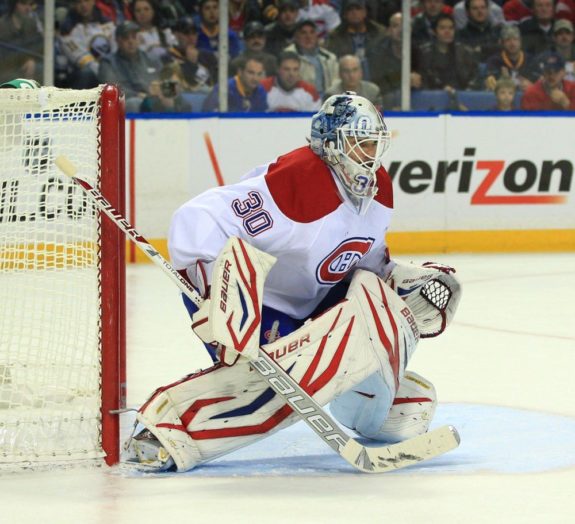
<box><xmin>136</xmin><ymin>270</ymin><xmax>420</xmax><ymax>471</ymax></box>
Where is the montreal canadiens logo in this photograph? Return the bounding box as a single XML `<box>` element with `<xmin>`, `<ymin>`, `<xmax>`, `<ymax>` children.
<box><xmin>316</xmin><ymin>237</ymin><xmax>375</xmax><ymax>284</ymax></box>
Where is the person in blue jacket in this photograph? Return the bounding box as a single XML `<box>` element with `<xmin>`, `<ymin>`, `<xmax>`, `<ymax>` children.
<box><xmin>202</xmin><ymin>56</ymin><xmax>268</xmax><ymax>112</ymax></box>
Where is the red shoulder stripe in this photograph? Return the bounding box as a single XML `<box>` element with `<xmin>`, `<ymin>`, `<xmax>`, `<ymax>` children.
<box><xmin>264</xmin><ymin>147</ymin><xmax>343</xmax><ymax>223</ymax></box>
<box><xmin>374</xmin><ymin>166</ymin><xmax>393</xmax><ymax>209</ymax></box>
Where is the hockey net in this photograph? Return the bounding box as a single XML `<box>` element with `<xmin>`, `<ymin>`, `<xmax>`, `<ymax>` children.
<box><xmin>0</xmin><ymin>85</ymin><xmax>125</xmax><ymax>471</ymax></box>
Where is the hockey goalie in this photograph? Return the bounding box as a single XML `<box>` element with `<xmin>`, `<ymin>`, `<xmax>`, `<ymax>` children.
<box><xmin>124</xmin><ymin>93</ymin><xmax>462</xmax><ymax>472</ymax></box>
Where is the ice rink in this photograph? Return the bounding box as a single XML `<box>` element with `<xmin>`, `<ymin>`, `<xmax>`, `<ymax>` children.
<box><xmin>2</xmin><ymin>252</ymin><xmax>575</xmax><ymax>524</ymax></box>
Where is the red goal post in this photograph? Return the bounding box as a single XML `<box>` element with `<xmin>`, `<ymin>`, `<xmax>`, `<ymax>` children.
<box><xmin>0</xmin><ymin>84</ymin><xmax>126</xmax><ymax>469</ymax></box>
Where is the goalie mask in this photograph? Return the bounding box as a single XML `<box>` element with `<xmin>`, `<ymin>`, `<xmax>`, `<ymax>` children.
<box><xmin>310</xmin><ymin>92</ymin><xmax>391</xmax><ymax>214</ymax></box>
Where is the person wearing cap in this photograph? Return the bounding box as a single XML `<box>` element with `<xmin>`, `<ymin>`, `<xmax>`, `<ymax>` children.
<box><xmin>170</xmin><ymin>17</ymin><xmax>217</xmax><ymax>92</ymax></box>
<box><xmin>484</xmin><ymin>24</ymin><xmax>540</xmax><ymax>91</ymax></box>
<box><xmin>521</xmin><ymin>51</ymin><xmax>575</xmax><ymax>109</ymax></box>
<box><xmin>518</xmin><ymin>0</ymin><xmax>556</xmax><ymax>56</ymax></box>
<box><xmin>284</xmin><ymin>19</ymin><xmax>338</xmax><ymax>96</ymax></box>
<box><xmin>230</xmin><ymin>21</ymin><xmax>278</xmax><ymax>77</ymax></box>
<box><xmin>202</xmin><ymin>55</ymin><xmax>268</xmax><ymax>112</ymax></box>
<box><xmin>196</xmin><ymin>0</ymin><xmax>241</xmax><ymax>59</ymax></box>
<box><xmin>325</xmin><ymin>0</ymin><xmax>385</xmax><ymax>83</ymax></box>
<box><xmin>264</xmin><ymin>0</ymin><xmax>299</xmax><ymax>57</ymax></box>
<box><xmin>98</xmin><ymin>21</ymin><xmax>162</xmax><ymax>112</ymax></box>
<box><xmin>57</xmin><ymin>0</ymin><xmax>116</xmax><ymax>88</ymax></box>
<box><xmin>551</xmin><ymin>18</ymin><xmax>575</xmax><ymax>79</ymax></box>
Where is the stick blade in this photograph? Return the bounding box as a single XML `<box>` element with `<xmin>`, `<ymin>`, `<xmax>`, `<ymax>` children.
<box><xmin>55</xmin><ymin>155</ymin><xmax>78</xmax><ymax>177</ymax></box>
<box><xmin>342</xmin><ymin>425</ymin><xmax>460</xmax><ymax>474</ymax></box>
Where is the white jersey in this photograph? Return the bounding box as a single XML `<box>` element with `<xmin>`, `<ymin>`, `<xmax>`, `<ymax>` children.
<box><xmin>261</xmin><ymin>77</ymin><xmax>322</xmax><ymax>112</ymax></box>
<box><xmin>169</xmin><ymin>146</ymin><xmax>394</xmax><ymax>319</ymax></box>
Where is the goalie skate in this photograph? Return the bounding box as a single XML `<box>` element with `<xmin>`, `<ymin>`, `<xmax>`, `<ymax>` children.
<box><xmin>123</xmin><ymin>429</ymin><xmax>176</xmax><ymax>472</ymax></box>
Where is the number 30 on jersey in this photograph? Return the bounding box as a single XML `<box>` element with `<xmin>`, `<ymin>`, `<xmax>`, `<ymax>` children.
<box><xmin>231</xmin><ymin>191</ymin><xmax>274</xmax><ymax>236</ymax></box>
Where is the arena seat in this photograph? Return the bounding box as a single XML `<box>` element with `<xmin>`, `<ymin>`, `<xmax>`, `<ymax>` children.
<box><xmin>456</xmin><ymin>90</ymin><xmax>497</xmax><ymax>111</ymax></box>
<box><xmin>181</xmin><ymin>92</ymin><xmax>209</xmax><ymax>112</ymax></box>
<box><xmin>410</xmin><ymin>90</ymin><xmax>451</xmax><ymax>111</ymax></box>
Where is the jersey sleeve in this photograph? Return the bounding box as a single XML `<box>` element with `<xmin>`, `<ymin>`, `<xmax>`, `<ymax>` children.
<box><xmin>168</xmin><ymin>189</ymin><xmax>242</xmax><ymax>289</ymax></box>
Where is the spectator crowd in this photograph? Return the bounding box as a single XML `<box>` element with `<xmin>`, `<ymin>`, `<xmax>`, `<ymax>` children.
<box><xmin>2</xmin><ymin>0</ymin><xmax>575</xmax><ymax>112</ymax></box>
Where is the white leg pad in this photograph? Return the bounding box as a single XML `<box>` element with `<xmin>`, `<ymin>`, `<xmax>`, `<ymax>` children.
<box><xmin>130</xmin><ymin>270</ymin><xmax>421</xmax><ymax>471</ymax></box>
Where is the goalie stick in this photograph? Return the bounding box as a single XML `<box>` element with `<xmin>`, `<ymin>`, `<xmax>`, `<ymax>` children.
<box><xmin>55</xmin><ymin>156</ymin><xmax>460</xmax><ymax>473</ymax></box>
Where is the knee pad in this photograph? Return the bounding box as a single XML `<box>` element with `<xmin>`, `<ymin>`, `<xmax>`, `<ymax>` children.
<box><xmin>378</xmin><ymin>371</ymin><xmax>437</xmax><ymax>442</ymax></box>
<box><xmin>330</xmin><ymin>373</ymin><xmax>394</xmax><ymax>440</ymax></box>
<box><xmin>330</xmin><ymin>371</ymin><xmax>437</xmax><ymax>443</ymax></box>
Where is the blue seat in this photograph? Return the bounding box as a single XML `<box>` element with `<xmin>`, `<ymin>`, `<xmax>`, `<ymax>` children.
<box><xmin>410</xmin><ymin>90</ymin><xmax>451</xmax><ymax>111</ymax></box>
<box><xmin>181</xmin><ymin>92</ymin><xmax>208</xmax><ymax>112</ymax></box>
<box><xmin>456</xmin><ymin>90</ymin><xmax>497</xmax><ymax>111</ymax></box>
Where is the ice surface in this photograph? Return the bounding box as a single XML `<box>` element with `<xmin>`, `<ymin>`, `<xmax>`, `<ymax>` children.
<box><xmin>2</xmin><ymin>253</ymin><xmax>574</xmax><ymax>524</ymax></box>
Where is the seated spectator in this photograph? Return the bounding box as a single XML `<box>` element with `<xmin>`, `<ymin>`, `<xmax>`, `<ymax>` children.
<box><xmin>131</xmin><ymin>0</ymin><xmax>176</xmax><ymax>62</ymax></box>
<box><xmin>0</xmin><ymin>0</ymin><xmax>43</xmax><ymax>84</ymax></box>
<box><xmin>414</xmin><ymin>13</ymin><xmax>480</xmax><ymax>91</ymax></box>
<box><xmin>170</xmin><ymin>17</ymin><xmax>216</xmax><ymax>92</ymax></box>
<box><xmin>503</xmin><ymin>0</ymin><xmax>533</xmax><ymax>24</ymax></box>
<box><xmin>58</xmin><ymin>0</ymin><xmax>116</xmax><ymax>88</ymax></box>
<box><xmin>98</xmin><ymin>21</ymin><xmax>161</xmax><ymax>112</ymax></box>
<box><xmin>485</xmin><ymin>24</ymin><xmax>540</xmax><ymax>91</ymax></box>
<box><xmin>228</xmin><ymin>0</ymin><xmax>263</xmax><ymax>35</ymax></box>
<box><xmin>264</xmin><ymin>0</ymin><xmax>298</xmax><ymax>57</ymax></box>
<box><xmin>197</xmin><ymin>0</ymin><xmax>241</xmax><ymax>58</ymax></box>
<box><xmin>295</xmin><ymin>0</ymin><xmax>340</xmax><ymax>41</ymax></box>
<box><xmin>368</xmin><ymin>12</ymin><xmax>421</xmax><ymax>107</ymax></box>
<box><xmin>412</xmin><ymin>0</ymin><xmax>452</xmax><ymax>49</ymax></box>
<box><xmin>324</xmin><ymin>54</ymin><xmax>382</xmax><ymax>108</ymax></box>
<box><xmin>230</xmin><ymin>21</ymin><xmax>277</xmax><ymax>76</ymax></box>
<box><xmin>325</xmin><ymin>0</ymin><xmax>385</xmax><ymax>82</ymax></box>
<box><xmin>453</xmin><ymin>0</ymin><xmax>504</xmax><ymax>30</ymax></box>
<box><xmin>202</xmin><ymin>55</ymin><xmax>268</xmax><ymax>112</ymax></box>
<box><xmin>96</xmin><ymin>0</ymin><xmax>132</xmax><ymax>23</ymax></box>
<box><xmin>551</xmin><ymin>18</ymin><xmax>575</xmax><ymax>80</ymax></box>
<box><xmin>519</xmin><ymin>0</ymin><xmax>555</xmax><ymax>56</ymax></box>
<box><xmin>457</xmin><ymin>0</ymin><xmax>502</xmax><ymax>62</ymax></box>
<box><xmin>493</xmin><ymin>77</ymin><xmax>517</xmax><ymax>110</ymax></box>
<box><xmin>141</xmin><ymin>62</ymin><xmax>193</xmax><ymax>113</ymax></box>
<box><xmin>261</xmin><ymin>50</ymin><xmax>320</xmax><ymax>111</ymax></box>
<box><xmin>521</xmin><ymin>51</ymin><xmax>575</xmax><ymax>109</ymax></box>
<box><xmin>284</xmin><ymin>19</ymin><xmax>338</xmax><ymax>96</ymax></box>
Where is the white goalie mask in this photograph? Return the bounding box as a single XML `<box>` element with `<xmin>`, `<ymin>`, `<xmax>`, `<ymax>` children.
<box><xmin>310</xmin><ymin>92</ymin><xmax>391</xmax><ymax>214</ymax></box>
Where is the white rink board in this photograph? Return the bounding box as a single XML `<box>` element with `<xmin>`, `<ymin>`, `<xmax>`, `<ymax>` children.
<box><xmin>130</xmin><ymin>115</ymin><xmax>575</xmax><ymax>238</ymax></box>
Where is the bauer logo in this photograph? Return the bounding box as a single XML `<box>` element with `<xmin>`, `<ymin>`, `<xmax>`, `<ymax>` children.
<box><xmin>387</xmin><ymin>148</ymin><xmax>572</xmax><ymax>205</ymax></box>
<box><xmin>316</xmin><ymin>237</ymin><xmax>374</xmax><ymax>284</ymax></box>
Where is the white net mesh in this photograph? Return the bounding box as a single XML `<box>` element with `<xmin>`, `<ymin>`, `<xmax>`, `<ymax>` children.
<box><xmin>0</xmin><ymin>87</ymin><xmax>105</xmax><ymax>469</ymax></box>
